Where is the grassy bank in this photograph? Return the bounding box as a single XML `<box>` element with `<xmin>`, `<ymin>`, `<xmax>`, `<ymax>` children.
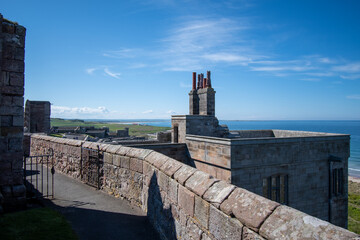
<box><xmin>348</xmin><ymin>180</ymin><xmax>360</xmax><ymax>234</ymax></box>
<box><xmin>51</xmin><ymin>118</ymin><xmax>170</xmax><ymax>137</ymax></box>
<box><xmin>0</xmin><ymin>207</ymin><xmax>77</xmax><ymax>240</ymax></box>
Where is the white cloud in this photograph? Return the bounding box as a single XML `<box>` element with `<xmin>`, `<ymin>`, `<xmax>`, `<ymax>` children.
<box><xmin>142</xmin><ymin>110</ymin><xmax>153</xmax><ymax>114</ymax></box>
<box><xmin>85</xmin><ymin>68</ymin><xmax>97</xmax><ymax>74</ymax></box>
<box><xmin>52</xmin><ymin>105</ymin><xmax>110</xmax><ymax>118</ymax></box>
<box><xmin>104</xmin><ymin>68</ymin><xmax>121</xmax><ymax>79</ymax></box>
<box><xmin>159</xmin><ymin>17</ymin><xmax>256</xmax><ymax>71</ymax></box>
<box><xmin>166</xmin><ymin>110</ymin><xmax>176</xmax><ymax>114</ymax></box>
<box><xmin>251</xmin><ymin>65</ymin><xmax>314</xmax><ymax>72</ymax></box>
<box><xmin>340</xmin><ymin>74</ymin><xmax>360</xmax><ymax>80</ymax></box>
<box><xmin>333</xmin><ymin>62</ymin><xmax>360</xmax><ymax>73</ymax></box>
<box><xmin>300</xmin><ymin>78</ymin><xmax>321</xmax><ymax>82</ymax></box>
<box><xmin>202</xmin><ymin>53</ymin><xmax>250</xmax><ymax>63</ymax></box>
<box><xmin>347</xmin><ymin>95</ymin><xmax>360</xmax><ymax>100</ymax></box>
<box><xmin>180</xmin><ymin>82</ymin><xmax>192</xmax><ymax>88</ymax></box>
<box><xmin>103</xmin><ymin>48</ymin><xmax>139</xmax><ymax>59</ymax></box>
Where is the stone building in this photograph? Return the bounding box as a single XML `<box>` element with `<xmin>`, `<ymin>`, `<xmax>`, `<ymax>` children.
<box><xmin>24</xmin><ymin>100</ymin><xmax>51</xmax><ymax>133</ymax></box>
<box><xmin>171</xmin><ymin>71</ymin><xmax>350</xmax><ymax>228</ymax></box>
<box><xmin>0</xmin><ymin>15</ymin><xmax>26</xmax><ymax>212</ymax></box>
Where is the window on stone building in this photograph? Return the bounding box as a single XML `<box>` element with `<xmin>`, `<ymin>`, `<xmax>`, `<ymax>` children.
<box><xmin>332</xmin><ymin>168</ymin><xmax>344</xmax><ymax>196</ymax></box>
<box><xmin>173</xmin><ymin>125</ymin><xmax>179</xmax><ymax>143</ymax></box>
<box><xmin>262</xmin><ymin>174</ymin><xmax>288</xmax><ymax>205</ymax></box>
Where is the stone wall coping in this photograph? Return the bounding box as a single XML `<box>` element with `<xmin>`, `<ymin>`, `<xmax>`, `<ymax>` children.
<box><xmin>129</xmin><ymin>143</ymin><xmax>187</xmax><ymax>148</ymax></box>
<box><xmin>171</xmin><ymin>115</ymin><xmax>220</xmax><ymax>120</ymax></box>
<box><xmin>186</xmin><ymin>132</ymin><xmax>349</xmax><ymax>145</ymax></box>
<box><xmin>30</xmin><ymin>134</ymin><xmax>359</xmax><ymax>239</ymax></box>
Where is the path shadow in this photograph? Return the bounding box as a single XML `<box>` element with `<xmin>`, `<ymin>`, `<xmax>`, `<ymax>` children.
<box><xmin>41</xmin><ymin>197</ymin><xmax>160</xmax><ymax>240</ymax></box>
<box><xmin>147</xmin><ymin>172</ymin><xmax>176</xmax><ymax>239</ymax></box>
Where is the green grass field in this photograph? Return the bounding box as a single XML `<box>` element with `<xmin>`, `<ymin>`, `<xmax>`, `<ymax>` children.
<box><xmin>348</xmin><ymin>180</ymin><xmax>360</xmax><ymax>234</ymax></box>
<box><xmin>0</xmin><ymin>207</ymin><xmax>78</xmax><ymax>240</ymax></box>
<box><xmin>51</xmin><ymin>118</ymin><xmax>170</xmax><ymax>137</ymax></box>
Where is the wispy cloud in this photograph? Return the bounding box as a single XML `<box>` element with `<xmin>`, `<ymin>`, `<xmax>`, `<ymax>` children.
<box><xmin>340</xmin><ymin>74</ymin><xmax>360</xmax><ymax>80</ymax></box>
<box><xmin>103</xmin><ymin>48</ymin><xmax>139</xmax><ymax>59</ymax></box>
<box><xmin>96</xmin><ymin>16</ymin><xmax>360</xmax><ymax>82</ymax></box>
<box><xmin>158</xmin><ymin>17</ymin><xmax>257</xmax><ymax>71</ymax></box>
<box><xmin>85</xmin><ymin>68</ymin><xmax>97</xmax><ymax>74</ymax></box>
<box><xmin>333</xmin><ymin>62</ymin><xmax>360</xmax><ymax>73</ymax></box>
<box><xmin>142</xmin><ymin>109</ymin><xmax>153</xmax><ymax>114</ymax></box>
<box><xmin>52</xmin><ymin>105</ymin><xmax>110</xmax><ymax>118</ymax></box>
<box><xmin>166</xmin><ymin>110</ymin><xmax>176</xmax><ymax>114</ymax></box>
<box><xmin>104</xmin><ymin>68</ymin><xmax>121</xmax><ymax>79</ymax></box>
<box><xmin>180</xmin><ymin>82</ymin><xmax>192</xmax><ymax>88</ymax></box>
<box><xmin>347</xmin><ymin>95</ymin><xmax>360</xmax><ymax>100</ymax></box>
<box><xmin>300</xmin><ymin>78</ymin><xmax>321</xmax><ymax>82</ymax></box>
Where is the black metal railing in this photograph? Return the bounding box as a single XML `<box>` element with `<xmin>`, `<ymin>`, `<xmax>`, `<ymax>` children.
<box><xmin>23</xmin><ymin>149</ymin><xmax>55</xmax><ymax>200</ymax></box>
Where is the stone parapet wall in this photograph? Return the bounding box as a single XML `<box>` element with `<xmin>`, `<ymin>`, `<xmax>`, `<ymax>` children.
<box><xmin>0</xmin><ymin>15</ymin><xmax>26</xmax><ymax>212</ymax></box>
<box><xmin>29</xmin><ymin>134</ymin><xmax>358</xmax><ymax>239</ymax></box>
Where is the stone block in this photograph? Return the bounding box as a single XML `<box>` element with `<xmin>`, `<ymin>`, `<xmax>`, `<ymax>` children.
<box><xmin>1</xmin><ymin>116</ymin><xmax>12</xmax><ymax>126</ymax></box>
<box><xmin>112</xmin><ymin>155</ymin><xmax>121</xmax><ymax>166</ymax></box>
<box><xmin>242</xmin><ymin>227</ymin><xmax>265</xmax><ymax>240</ymax></box>
<box><xmin>12</xmin><ymin>115</ymin><xmax>24</xmax><ymax>127</ymax></box>
<box><xmin>15</xmin><ymin>25</ymin><xmax>26</xmax><ymax>36</ymax></box>
<box><xmin>1</xmin><ymin>71</ymin><xmax>10</xmax><ymax>85</ymax></box>
<box><xmin>201</xmin><ymin>233</ymin><xmax>212</xmax><ymax>240</ymax></box>
<box><xmin>145</xmin><ymin>151</ymin><xmax>169</xmax><ymax>169</ymax></box>
<box><xmin>106</xmin><ymin>145</ymin><xmax>122</xmax><ymax>154</ymax></box>
<box><xmin>126</xmin><ymin>148</ymin><xmax>153</xmax><ymax>160</ymax></box>
<box><xmin>1</xmin><ymin>59</ymin><xmax>24</xmax><ymax>72</ymax></box>
<box><xmin>174</xmin><ymin>165</ymin><xmax>197</xmax><ymax>185</ymax></box>
<box><xmin>103</xmin><ymin>152</ymin><xmax>113</xmax><ymax>164</ymax></box>
<box><xmin>8</xmin><ymin>138</ymin><xmax>22</xmax><ymax>151</ymax></box>
<box><xmin>220</xmin><ymin>188</ymin><xmax>279</xmax><ymax>231</ymax></box>
<box><xmin>209</xmin><ymin>205</ymin><xmax>243</xmax><ymax>240</ymax></box>
<box><xmin>203</xmin><ymin>181</ymin><xmax>235</xmax><ymax>208</ymax></box>
<box><xmin>183</xmin><ymin>220</ymin><xmax>203</xmax><ymax>240</ymax></box>
<box><xmin>120</xmin><ymin>156</ymin><xmax>130</xmax><ymax>169</ymax></box>
<box><xmin>178</xmin><ymin>185</ymin><xmax>195</xmax><ymax>217</ymax></box>
<box><xmin>2</xmin><ymin>22</ymin><xmax>15</xmax><ymax>33</ymax></box>
<box><xmin>130</xmin><ymin>157</ymin><xmax>143</xmax><ymax>173</ymax></box>
<box><xmin>168</xmin><ymin>178</ymin><xmax>178</xmax><ymax>204</ymax></box>
<box><xmin>115</xmin><ymin>146</ymin><xmax>132</xmax><ymax>155</ymax></box>
<box><xmin>259</xmin><ymin>205</ymin><xmax>358</xmax><ymax>240</ymax></box>
<box><xmin>160</xmin><ymin>158</ymin><xmax>182</xmax><ymax>177</ymax></box>
<box><xmin>194</xmin><ymin>196</ymin><xmax>210</xmax><ymax>229</ymax></box>
<box><xmin>185</xmin><ymin>171</ymin><xmax>219</xmax><ymax>197</ymax></box>
<box><xmin>158</xmin><ymin>171</ymin><xmax>169</xmax><ymax>192</ymax></box>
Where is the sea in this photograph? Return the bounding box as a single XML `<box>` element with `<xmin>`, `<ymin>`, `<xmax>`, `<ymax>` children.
<box><xmin>97</xmin><ymin>119</ymin><xmax>360</xmax><ymax>178</ymax></box>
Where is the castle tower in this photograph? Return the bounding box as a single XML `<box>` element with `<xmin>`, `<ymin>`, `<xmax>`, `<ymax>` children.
<box><xmin>24</xmin><ymin>100</ymin><xmax>51</xmax><ymax>133</ymax></box>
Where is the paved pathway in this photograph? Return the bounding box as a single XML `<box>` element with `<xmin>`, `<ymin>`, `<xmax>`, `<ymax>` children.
<box><xmin>42</xmin><ymin>171</ymin><xmax>159</xmax><ymax>240</ymax></box>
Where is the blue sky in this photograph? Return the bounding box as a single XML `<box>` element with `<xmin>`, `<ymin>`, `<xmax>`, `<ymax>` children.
<box><xmin>2</xmin><ymin>0</ymin><xmax>360</xmax><ymax>120</ymax></box>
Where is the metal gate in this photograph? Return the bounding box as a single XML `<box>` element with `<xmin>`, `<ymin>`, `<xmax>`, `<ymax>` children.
<box><xmin>23</xmin><ymin>149</ymin><xmax>55</xmax><ymax>200</ymax></box>
<box><xmin>81</xmin><ymin>145</ymin><xmax>103</xmax><ymax>189</ymax></box>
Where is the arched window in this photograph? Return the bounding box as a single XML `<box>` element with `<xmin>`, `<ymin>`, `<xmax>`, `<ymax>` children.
<box><xmin>262</xmin><ymin>174</ymin><xmax>288</xmax><ymax>205</ymax></box>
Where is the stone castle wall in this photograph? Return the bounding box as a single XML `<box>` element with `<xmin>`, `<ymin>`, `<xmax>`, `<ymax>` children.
<box><xmin>28</xmin><ymin>134</ymin><xmax>358</xmax><ymax>239</ymax></box>
<box><xmin>171</xmin><ymin>115</ymin><xmax>228</xmax><ymax>143</ymax></box>
<box><xmin>184</xmin><ymin>133</ymin><xmax>350</xmax><ymax>228</ymax></box>
<box><xmin>0</xmin><ymin>15</ymin><xmax>26</xmax><ymax>212</ymax></box>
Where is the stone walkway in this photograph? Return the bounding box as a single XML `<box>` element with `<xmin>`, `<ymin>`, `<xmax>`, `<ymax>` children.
<box><xmin>41</xmin><ymin>170</ymin><xmax>159</xmax><ymax>240</ymax></box>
